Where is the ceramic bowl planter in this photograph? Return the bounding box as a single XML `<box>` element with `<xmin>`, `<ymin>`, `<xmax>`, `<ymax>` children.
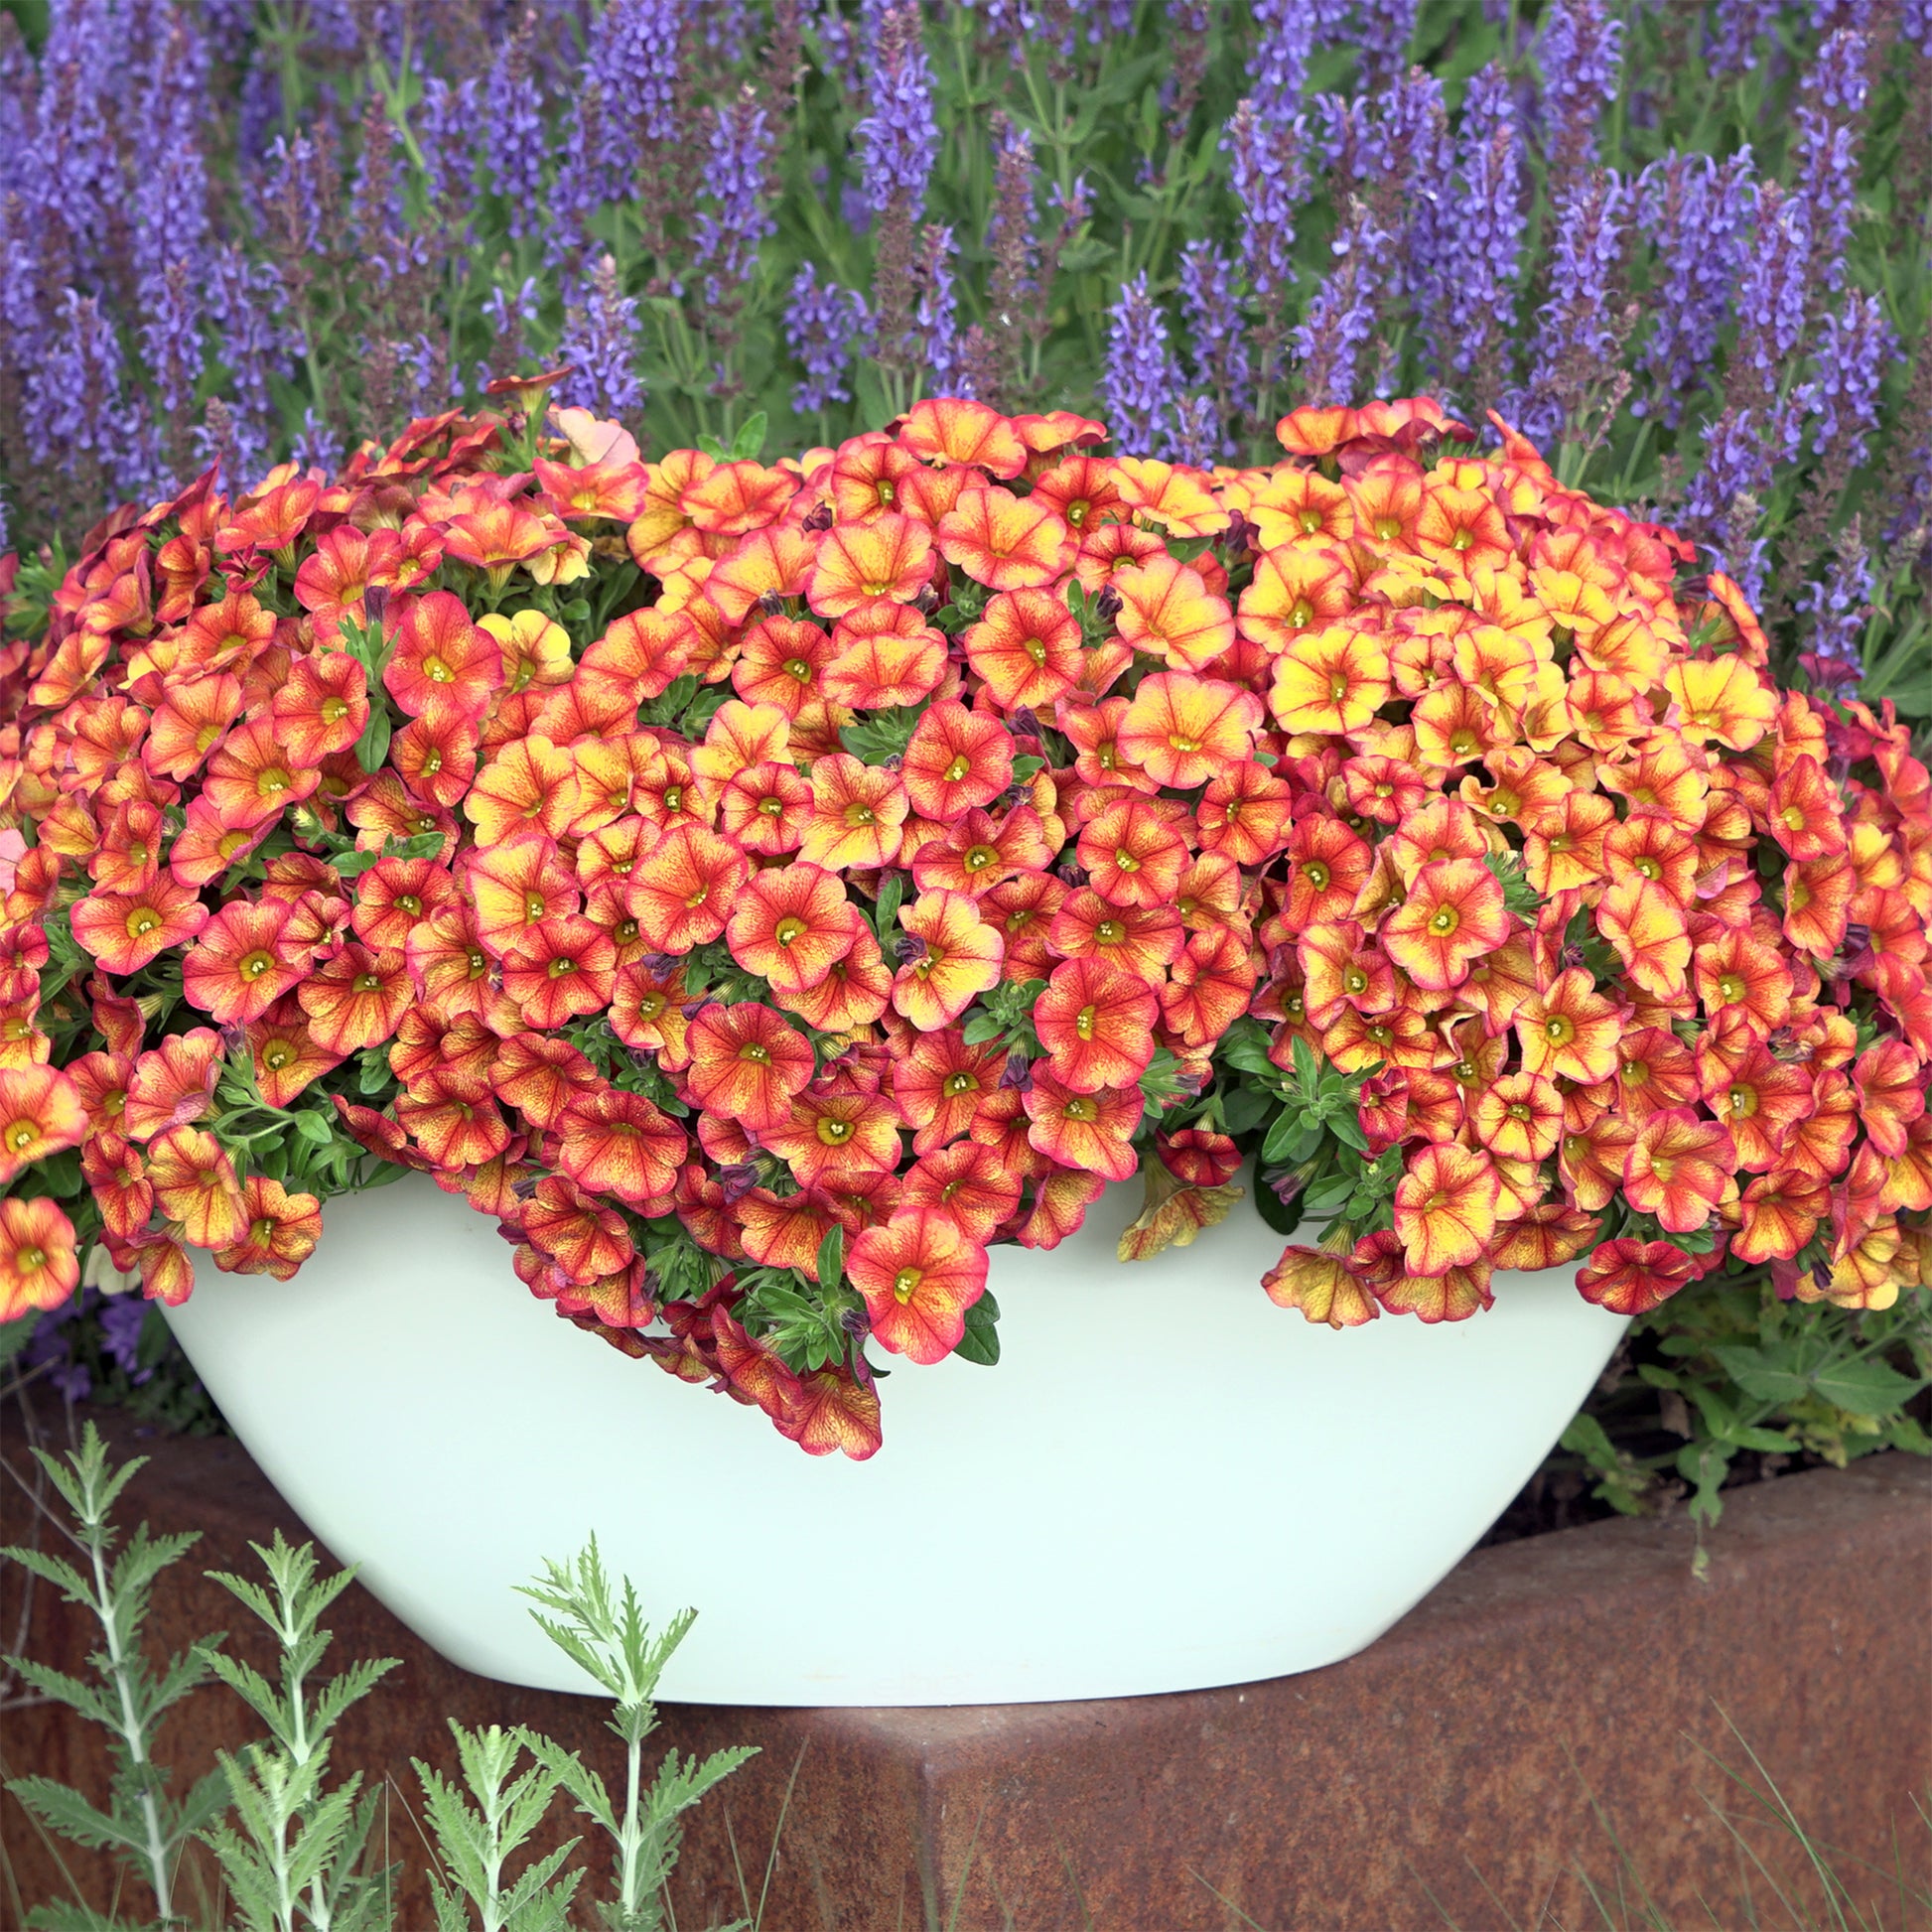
<box><xmin>163</xmin><ymin>1173</ymin><xmax>1626</xmax><ymax>1708</ymax></box>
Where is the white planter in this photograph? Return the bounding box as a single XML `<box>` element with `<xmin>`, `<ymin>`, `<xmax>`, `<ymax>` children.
<box><xmin>163</xmin><ymin>1173</ymin><xmax>1625</xmax><ymax>1707</ymax></box>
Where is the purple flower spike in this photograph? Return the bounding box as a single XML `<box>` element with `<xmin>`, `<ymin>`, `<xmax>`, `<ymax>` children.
<box><xmin>786</xmin><ymin>264</ymin><xmax>872</xmax><ymax>414</ymax></box>
<box><xmin>1102</xmin><ymin>272</ymin><xmax>1183</xmax><ymax>456</ymax></box>
<box><xmin>1293</xmin><ymin>201</ymin><xmax>1392</xmax><ymax>409</ymax></box>
<box><xmin>1537</xmin><ymin>0</ymin><xmax>1623</xmax><ymax>177</ymax></box>
<box><xmin>1634</xmin><ymin>149</ymin><xmax>1754</xmax><ymax>424</ymax></box>
<box><xmin>856</xmin><ymin>5</ymin><xmax>937</xmax><ymax>218</ymax></box>
<box><xmin>1512</xmin><ymin>169</ymin><xmax>1627</xmax><ymax>448</ymax></box>
<box><xmin>1443</xmin><ymin>63</ymin><xmax>1527</xmax><ymax>391</ymax></box>
<box><xmin>1802</xmin><ymin>291</ymin><xmax>1898</xmax><ymax>466</ymax></box>
<box><xmin>558</xmin><ymin>254</ymin><xmax>645</xmax><ymax>420</ymax></box>
<box><xmin>694</xmin><ymin>89</ymin><xmax>777</xmax><ymax>306</ymax></box>
<box><xmin>483</xmin><ymin>16</ymin><xmax>548</xmax><ymax>242</ymax></box>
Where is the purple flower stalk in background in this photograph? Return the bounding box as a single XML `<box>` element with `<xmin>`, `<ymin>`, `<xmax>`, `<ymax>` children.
<box><xmin>912</xmin><ymin>223</ymin><xmax>962</xmax><ymax>390</ymax></box>
<box><xmin>1537</xmin><ymin>0</ymin><xmax>1622</xmax><ymax>183</ymax></box>
<box><xmin>483</xmin><ymin>13</ymin><xmax>549</xmax><ymax>241</ymax></box>
<box><xmin>1512</xmin><ymin>168</ymin><xmax>1628</xmax><ymax>448</ymax></box>
<box><xmin>1356</xmin><ymin>0</ymin><xmax>1418</xmax><ymax>85</ymax></box>
<box><xmin>1170</xmin><ymin>393</ymin><xmax>1221</xmax><ymax>468</ymax></box>
<box><xmin>558</xmin><ymin>253</ymin><xmax>646</xmax><ymax>419</ymax></box>
<box><xmin>1795</xmin><ymin>527</ymin><xmax>1871</xmax><ymax>699</ymax></box>
<box><xmin>855</xmin><ymin>4</ymin><xmax>937</xmax><ymax>217</ymax></box>
<box><xmin>694</xmin><ymin>89</ymin><xmax>777</xmax><ymax>306</ymax></box>
<box><xmin>1704</xmin><ymin>0</ymin><xmax>1781</xmax><ymax>73</ymax></box>
<box><xmin>1803</xmin><ymin>290</ymin><xmax>1896</xmax><ymax>465</ymax></box>
<box><xmin>1101</xmin><ymin>272</ymin><xmax>1181</xmax><ymax>454</ymax></box>
<box><xmin>1683</xmin><ymin>404</ymin><xmax>1779</xmax><ymax>589</ymax></box>
<box><xmin>1291</xmin><ymin>201</ymin><xmax>1390</xmax><ymax>408</ymax></box>
<box><xmin>36</xmin><ymin>291</ymin><xmax>135</xmax><ymax>495</ymax></box>
<box><xmin>1224</xmin><ymin>98</ymin><xmax>1309</xmax><ymax>309</ymax></box>
<box><xmin>1369</xmin><ymin>69</ymin><xmax>1453</xmax><ymax>372</ymax></box>
<box><xmin>202</xmin><ymin>245</ymin><xmax>300</xmax><ymax>485</ymax></box>
<box><xmin>1178</xmin><ymin>240</ymin><xmax>1250</xmax><ymax>459</ymax></box>
<box><xmin>1443</xmin><ymin>63</ymin><xmax>1527</xmax><ymax>396</ymax></box>
<box><xmin>1792</xmin><ymin>27</ymin><xmax>1869</xmax><ymax>298</ymax></box>
<box><xmin>1633</xmin><ymin>148</ymin><xmax>1754</xmax><ymax>423</ymax></box>
<box><xmin>1731</xmin><ymin>183</ymin><xmax>1813</xmax><ymax>392</ymax></box>
<box><xmin>1249</xmin><ymin>0</ymin><xmax>1342</xmax><ymax>119</ymax></box>
<box><xmin>785</xmin><ymin>264</ymin><xmax>871</xmax><ymax>413</ymax></box>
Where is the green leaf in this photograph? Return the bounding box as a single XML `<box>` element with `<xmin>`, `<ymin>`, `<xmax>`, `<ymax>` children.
<box><xmin>727</xmin><ymin>410</ymin><xmax>768</xmax><ymax>461</ymax></box>
<box><xmin>1217</xmin><ymin>1085</ymin><xmax>1270</xmax><ymax>1137</ymax></box>
<box><xmin>291</xmin><ymin>1109</ymin><xmax>335</xmax><ymax>1147</ymax></box>
<box><xmin>354</xmin><ymin>707</ymin><xmax>392</xmax><ymax>776</ymax></box>
<box><xmin>813</xmin><ymin>1225</ymin><xmax>844</xmax><ymax>1295</ymax></box>
<box><xmin>1810</xmin><ymin>1357</ymin><xmax>1923</xmax><ymax>1417</ymax></box>
<box><xmin>1708</xmin><ymin>1343</ymin><xmax>1810</xmax><ymax>1404</ymax></box>
<box><xmin>0</xmin><ymin>1312</ymin><xmax>39</xmax><ymax>1369</ymax></box>
<box><xmin>953</xmin><ymin>1291</ymin><xmax>1001</xmax><ymax>1366</ymax></box>
<box><xmin>1252</xmin><ymin>1178</ymin><xmax>1304</xmax><ymax>1239</ymax></box>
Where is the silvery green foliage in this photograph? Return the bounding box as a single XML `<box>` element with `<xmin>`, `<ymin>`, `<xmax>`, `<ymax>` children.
<box><xmin>2</xmin><ymin>1422</ymin><xmax>227</xmax><ymax>1931</ymax></box>
<box><xmin>515</xmin><ymin>1540</ymin><xmax>759</xmax><ymax>1932</ymax></box>
<box><xmin>196</xmin><ymin>1533</ymin><xmax>400</xmax><ymax>1932</ymax></box>
<box><xmin>3</xmin><ymin>1437</ymin><xmax>753</xmax><ymax>1931</ymax></box>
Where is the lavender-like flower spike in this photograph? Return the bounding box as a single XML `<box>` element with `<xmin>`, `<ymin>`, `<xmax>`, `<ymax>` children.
<box><xmin>1802</xmin><ymin>290</ymin><xmax>1897</xmax><ymax>466</ymax></box>
<box><xmin>1101</xmin><ymin>271</ymin><xmax>1181</xmax><ymax>454</ymax></box>
<box><xmin>1170</xmin><ymin>394</ymin><xmax>1222</xmax><ymax>469</ymax></box>
<box><xmin>36</xmin><ymin>291</ymin><xmax>135</xmax><ymax>499</ymax></box>
<box><xmin>1356</xmin><ymin>0</ymin><xmax>1418</xmax><ymax>84</ymax></box>
<box><xmin>1537</xmin><ymin>0</ymin><xmax>1622</xmax><ymax>182</ymax></box>
<box><xmin>1633</xmin><ymin>148</ymin><xmax>1754</xmax><ymax>424</ymax></box>
<box><xmin>1249</xmin><ymin>0</ymin><xmax>1345</xmax><ymax>118</ymax></box>
<box><xmin>912</xmin><ymin>223</ymin><xmax>963</xmax><ymax>391</ymax></box>
<box><xmin>1731</xmin><ymin>182</ymin><xmax>1813</xmax><ymax>390</ymax></box>
<box><xmin>694</xmin><ymin>89</ymin><xmax>777</xmax><ymax>306</ymax></box>
<box><xmin>1795</xmin><ymin>525</ymin><xmax>1871</xmax><ymax>699</ymax></box>
<box><xmin>1224</xmin><ymin>98</ymin><xmax>1310</xmax><ymax>309</ymax></box>
<box><xmin>785</xmin><ymin>264</ymin><xmax>872</xmax><ymax>414</ymax></box>
<box><xmin>201</xmin><ymin>245</ymin><xmax>300</xmax><ymax>485</ymax></box>
<box><xmin>1792</xmin><ymin>27</ymin><xmax>1869</xmax><ymax>298</ymax></box>
<box><xmin>1704</xmin><ymin>0</ymin><xmax>1781</xmax><ymax>72</ymax></box>
<box><xmin>558</xmin><ymin>253</ymin><xmax>646</xmax><ymax>420</ymax></box>
<box><xmin>1512</xmin><ymin>169</ymin><xmax>1628</xmax><ymax>448</ymax></box>
<box><xmin>1443</xmin><ymin>63</ymin><xmax>1527</xmax><ymax>395</ymax></box>
<box><xmin>483</xmin><ymin>13</ymin><xmax>548</xmax><ymax>241</ymax></box>
<box><xmin>855</xmin><ymin>5</ymin><xmax>938</xmax><ymax>217</ymax></box>
<box><xmin>1682</xmin><ymin>403</ymin><xmax>1783</xmax><ymax>586</ymax></box>
<box><xmin>1291</xmin><ymin>201</ymin><xmax>1390</xmax><ymax>409</ymax></box>
<box><xmin>1178</xmin><ymin>240</ymin><xmax>1250</xmax><ymax>459</ymax></box>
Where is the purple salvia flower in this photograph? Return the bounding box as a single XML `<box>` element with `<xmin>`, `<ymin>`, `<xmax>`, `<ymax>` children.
<box><xmin>1312</xmin><ymin>92</ymin><xmax>1388</xmax><ymax>189</ymax></box>
<box><xmin>1732</xmin><ymin>182</ymin><xmax>1813</xmax><ymax>386</ymax></box>
<box><xmin>1683</xmin><ymin>402</ymin><xmax>1788</xmax><ymax>580</ymax></box>
<box><xmin>913</xmin><ymin>223</ymin><xmax>963</xmax><ymax>390</ymax></box>
<box><xmin>856</xmin><ymin>5</ymin><xmax>938</xmax><ymax>217</ymax></box>
<box><xmin>1536</xmin><ymin>0</ymin><xmax>1621</xmax><ymax>179</ymax></box>
<box><xmin>35</xmin><ymin>289</ymin><xmax>135</xmax><ymax>497</ymax></box>
<box><xmin>483</xmin><ymin>15</ymin><xmax>548</xmax><ymax>241</ymax></box>
<box><xmin>1795</xmin><ymin>530</ymin><xmax>1871</xmax><ymax>695</ymax></box>
<box><xmin>1101</xmin><ymin>272</ymin><xmax>1182</xmax><ymax>454</ymax></box>
<box><xmin>1224</xmin><ymin>96</ymin><xmax>1311</xmax><ymax>310</ymax></box>
<box><xmin>1443</xmin><ymin>63</ymin><xmax>1527</xmax><ymax>390</ymax></box>
<box><xmin>546</xmin><ymin>82</ymin><xmax>613</xmax><ymax>269</ymax></box>
<box><xmin>1704</xmin><ymin>0</ymin><xmax>1781</xmax><ymax>72</ymax></box>
<box><xmin>415</xmin><ymin>74</ymin><xmax>482</xmax><ymax>218</ymax></box>
<box><xmin>1802</xmin><ymin>290</ymin><xmax>1897</xmax><ymax>465</ymax></box>
<box><xmin>202</xmin><ymin>244</ymin><xmax>301</xmax><ymax>484</ymax></box>
<box><xmin>25</xmin><ymin>1298</ymin><xmax>90</xmax><ymax>1404</ymax></box>
<box><xmin>586</xmin><ymin>0</ymin><xmax>685</xmax><ymax>157</ymax></box>
<box><xmin>1170</xmin><ymin>394</ymin><xmax>1221</xmax><ymax>469</ymax></box>
<box><xmin>98</xmin><ymin>1293</ymin><xmax>153</xmax><ymax>1383</ymax></box>
<box><xmin>694</xmin><ymin>90</ymin><xmax>777</xmax><ymax>306</ymax></box>
<box><xmin>785</xmin><ymin>264</ymin><xmax>871</xmax><ymax>414</ymax></box>
<box><xmin>1512</xmin><ymin>169</ymin><xmax>1627</xmax><ymax>447</ymax></box>
<box><xmin>292</xmin><ymin>406</ymin><xmax>343</xmax><ymax>473</ymax></box>
<box><xmin>1902</xmin><ymin>0</ymin><xmax>1932</xmax><ymax>56</ymax></box>
<box><xmin>558</xmin><ymin>253</ymin><xmax>646</xmax><ymax>420</ymax></box>
<box><xmin>484</xmin><ymin>277</ymin><xmax>544</xmax><ymax>371</ymax></box>
<box><xmin>0</xmin><ymin>17</ymin><xmax>34</xmax><ymax>203</ymax></box>
<box><xmin>1178</xmin><ymin>240</ymin><xmax>1250</xmax><ymax>459</ymax></box>
<box><xmin>1792</xmin><ymin>27</ymin><xmax>1868</xmax><ymax>297</ymax></box>
<box><xmin>1291</xmin><ymin>201</ymin><xmax>1389</xmax><ymax>408</ymax></box>
<box><xmin>1373</xmin><ymin>69</ymin><xmax>1454</xmax><ymax>374</ymax></box>
<box><xmin>1633</xmin><ymin>148</ymin><xmax>1754</xmax><ymax>424</ymax></box>
<box><xmin>1249</xmin><ymin>0</ymin><xmax>1344</xmax><ymax>118</ymax></box>
<box><xmin>1356</xmin><ymin>0</ymin><xmax>1418</xmax><ymax>83</ymax></box>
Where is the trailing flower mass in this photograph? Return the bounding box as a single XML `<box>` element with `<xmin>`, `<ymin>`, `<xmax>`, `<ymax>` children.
<box><xmin>0</xmin><ymin>393</ymin><xmax>1927</xmax><ymax>1459</ymax></box>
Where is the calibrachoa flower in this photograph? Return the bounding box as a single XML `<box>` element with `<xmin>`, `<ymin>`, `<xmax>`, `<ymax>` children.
<box><xmin>1</xmin><ymin>394</ymin><xmax>1924</xmax><ymax>1467</ymax></box>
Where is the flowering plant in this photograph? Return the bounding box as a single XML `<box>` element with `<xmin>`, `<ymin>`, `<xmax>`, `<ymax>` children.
<box><xmin>1</xmin><ymin>394</ymin><xmax>1927</xmax><ymax>1459</ymax></box>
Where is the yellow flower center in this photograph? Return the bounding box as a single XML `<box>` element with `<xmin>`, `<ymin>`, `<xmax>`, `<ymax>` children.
<box><xmin>1113</xmin><ymin>848</ymin><xmax>1141</xmax><ymax>874</ymax></box>
<box><xmin>127</xmin><ymin>908</ymin><xmax>161</xmax><ymax>938</ymax></box>
<box><xmin>965</xmin><ymin>845</ymin><xmax>998</xmax><ymax>872</ymax></box>
<box><xmin>547</xmin><ymin>955</ymin><xmax>577</xmax><ymax>978</ymax></box>
<box><xmin>1718</xmin><ymin>973</ymin><xmax>1747</xmax><ymax>1003</ymax></box>
<box><xmin>1025</xmin><ymin>636</ymin><xmax>1047</xmax><ymax>665</ymax></box>
<box><xmin>1429</xmin><ymin>906</ymin><xmax>1458</xmax><ymax>936</ymax></box>
<box><xmin>426</xmin><ymin>656</ymin><xmax>453</xmax><ymax>682</ymax></box>
<box><xmin>263</xmin><ymin>1042</ymin><xmax>294</xmax><ymax>1070</ymax></box>
<box><xmin>353</xmin><ymin>973</ymin><xmax>384</xmax><ymax>994</ymax></box>
<box><xmin>741</xmin><ymin>1042</ymin><xmax>771</xmax><ymax>1065</ymax></box>
<box><xmin>774</xmin><ymin>915</ymin><xmax>807</xmax><ymax>947</ymax></box>
<box><xmin>1545</xmin><ymin>1016</ymin><xmax>1574</xmax><ymax>1043</ymax></box>
<box><xmin>893</xmin><ymin>1265</ymin><xmax>921</xmax><ymax>1302</ymax></box>
<box><xmin>817</xmin><ymin>1117</ymin><xmax>854</xmax><ymax>1144</ymax></box>
<box><xmin>944</xmin><ymin>755</ymin><xmax>972</xmax><ymax>782</ymax></box>
<box><xmin>19</xmin><ymin>1244</ymin><xmax>45</xmax><ymax>1271</ymax></box>
<box><xmin>240</xmin><ymin>950</ymin><xmax>276</xmax><ymax>980</ymax></box>
<box><xmin>783</xmin><ymin>657</ymin><xmax>812</xmax><ymax>681</ymax></box>
<box><xmin>6</xmin><ymin>1121</ymin><xmax>38</xmax><ymax>1153</ymax></box>
<box><xmin>1062</xmin><ymin>1096</ymin><xmax>1097</xmax><ymax>1122</ymax></box>
<box><xmin>1169</xmin><ymin>732</ymin><xmax>1200</xmax><ymax>753</ymax></box>
<box><xmin>942</xmin><ymin>1071</ymin><xmax>977</xmax><ymax>1097</ymax></box>
<box><xmin>1074</xmin><ymin>1003</ymin><xmax>1097</xmax><ymax>1041</ymax></box>
<box><xmin>1303</xmin><ymin>860</ymin><xmax>1330</xmax><ymax>890</ymax></box>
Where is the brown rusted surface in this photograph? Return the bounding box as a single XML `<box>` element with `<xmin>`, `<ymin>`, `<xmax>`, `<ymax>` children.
<box><xmin>3</xmin><ymin>1401</ymin><xmax>1927</xmax><ymax>1930</ymax></box>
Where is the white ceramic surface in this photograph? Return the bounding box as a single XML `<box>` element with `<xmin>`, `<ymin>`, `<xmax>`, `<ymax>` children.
<box><xmin>162</xmin><ymin>1173</ymin><xmax>1626</xmax><ymax>1706</ymax></box>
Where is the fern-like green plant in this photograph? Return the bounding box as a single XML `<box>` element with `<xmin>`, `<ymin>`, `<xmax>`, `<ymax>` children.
<box><xmin>194</xmin><ymin>1533</ymin><xmax>400</xmax><ymax>1932</ymax></box>
<box><xmin>2</xmin><ymin>1421</ymin><xmax>227</xmax><ymax>1931</ymax></box>
<box><xmin>515</xmin><ymin>1540</ymin><xmax>758</xmax><ymax>1932</ymax></box>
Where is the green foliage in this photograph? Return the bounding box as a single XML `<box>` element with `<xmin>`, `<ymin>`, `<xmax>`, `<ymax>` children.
<box><xmin>2</xmin><ymin>1424</ymin><xmax>225</xmax><ymax>1930</ymax></box>
<box><xmin>515</xmin><ymin>1540</ymin><xmax>758</xmax><ymax>1932</ymax></box>
<box><xmin>5</xmin><ymin>1435</ymin><xmax>753</xmax><ymax>1932</ymax></box>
